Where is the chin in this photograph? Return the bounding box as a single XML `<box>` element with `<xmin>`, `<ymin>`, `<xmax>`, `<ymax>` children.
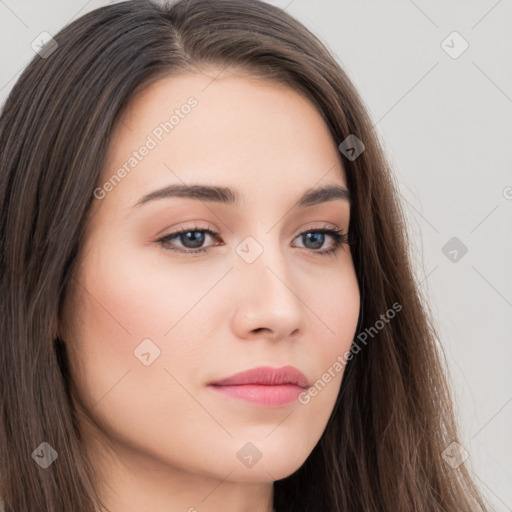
<box><xmin>226</xmin><ymin>443</ymin><xmax>312</xmax><ymax>483</ymax></box>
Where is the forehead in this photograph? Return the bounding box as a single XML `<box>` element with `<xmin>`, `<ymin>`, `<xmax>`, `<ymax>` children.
<box><xmin>98</xmin><ymin>71</ymin><xmax>348</xmax><ymax>214</ymax></box>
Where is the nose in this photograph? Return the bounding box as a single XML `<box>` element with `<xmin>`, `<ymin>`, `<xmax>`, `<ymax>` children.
<box><xmin>229</xmin><ymin>241</ymin><xmax>306</xmax><ymax>342</ymax></box>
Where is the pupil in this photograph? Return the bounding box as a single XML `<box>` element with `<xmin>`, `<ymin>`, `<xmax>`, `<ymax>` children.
<box><xmin>182</xmin><ymin>231</ymin><xmax>204</xmax><ymax>248</ymax></box>
<box><xmin>305</xmin><ymin>232</ymin><xmax>324</xmax><ymax>249</ymax></box>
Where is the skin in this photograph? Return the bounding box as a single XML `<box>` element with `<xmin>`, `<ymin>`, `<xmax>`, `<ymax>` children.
<box><xmin>60</xmin><ymin>69</ymin><xmax>360</xmax><ymax>512</ymax></box>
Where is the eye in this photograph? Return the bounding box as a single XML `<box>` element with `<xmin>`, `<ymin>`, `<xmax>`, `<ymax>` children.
<box><xmin>293</xmin><ymin>227</ymin><xmax>349</xmax><ymax>256</ymax></box>
<box><xmin>157</xmin><ymin>225</ymin><xmax>221</xmax><ymax>255</ymax></box>
<box><xmin>156</xmin><ymin>224</ymin><xmax>350</xmax><ymax>257</ymax></box>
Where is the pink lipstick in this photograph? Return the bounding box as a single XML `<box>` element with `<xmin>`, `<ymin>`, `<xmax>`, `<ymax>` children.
<box><xmin>208</xmin><ymin>365</ymin><xmax>309</xmax><ymax>407</ymax></box>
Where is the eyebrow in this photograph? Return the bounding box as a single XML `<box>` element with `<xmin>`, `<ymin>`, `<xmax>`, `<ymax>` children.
<box><xmin>131</xmin><ymin>183</ymin><xmax>351</xmax><ymax>209</ymax></box>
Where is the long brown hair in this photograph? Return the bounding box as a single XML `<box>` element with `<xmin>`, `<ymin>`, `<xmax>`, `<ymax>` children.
<box><xmin>0</xmin><ymin>0</ymin><xmax>492</xmax><ymax>510</ymax></box>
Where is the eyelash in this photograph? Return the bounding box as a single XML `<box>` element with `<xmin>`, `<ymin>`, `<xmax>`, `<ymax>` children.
<box><xmin>156</xmin><ymin>224</ymin><xmax>351</xmax><ymax>257</ymax></box>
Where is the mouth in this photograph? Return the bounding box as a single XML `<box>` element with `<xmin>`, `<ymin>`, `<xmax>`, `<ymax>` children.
<box><xmin>208</xmin><ymin>365</ymin><xmax>309</xmax><ymax>408</ymax></box>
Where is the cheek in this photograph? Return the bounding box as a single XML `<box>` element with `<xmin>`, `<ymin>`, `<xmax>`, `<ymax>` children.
<box><xmin>71</xmin><ymin>238</ymin><xmax>224</xmax><ymax>343</ymax></box>
<box><xmin>309</xmin><ymin>262</ymin><xmax>361</xmax><ymax>360</ymax></box>
<box><xmin>293</xmin><ymin>265</ymin><xmax>360</xmax><ymax>417</ymax></box>
<box><xmin>63</xmin><ymin>244</ymin><xmax>221</xmax><ymax>467</ymax></box>
<box><xmin>63</xmin><ymin>239</ymin><xmax>228</xmax><ymax>408</ymax></box>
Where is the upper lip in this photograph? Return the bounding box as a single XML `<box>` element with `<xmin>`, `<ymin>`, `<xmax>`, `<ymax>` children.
<box><xmin>209</xmin><ymin>365</ymin><xmax>309</xmax><ymax>388</ymax></box>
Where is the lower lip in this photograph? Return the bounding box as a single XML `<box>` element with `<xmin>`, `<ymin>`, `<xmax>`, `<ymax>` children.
<box><xmin>208</xmin><ymin>384</ymin><xmax>304</xmax><ymax>407</ymax></box>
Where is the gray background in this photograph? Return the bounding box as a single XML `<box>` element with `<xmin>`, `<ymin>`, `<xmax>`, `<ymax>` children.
<box><xmin>1</xmin><ymin>0</ymin><xmax>511</xmax><ymax>509</ymax></box>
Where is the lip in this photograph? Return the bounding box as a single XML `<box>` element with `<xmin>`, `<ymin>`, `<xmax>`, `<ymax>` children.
<box><xmin>208</xmin><ymin>365</ymin><xmax>309</xmax><ymax>407</ymax></box>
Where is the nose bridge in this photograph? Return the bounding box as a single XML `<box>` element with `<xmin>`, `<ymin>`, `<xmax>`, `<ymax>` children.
<box><xmin>236</xmin><ymin>222</ymin><xmax>285</xmax><ymax>276</ymax></box>
<box><xmin>233</xmin><ymin>226</ymin><xmax>302</xmax><ymax>311</ymax></box>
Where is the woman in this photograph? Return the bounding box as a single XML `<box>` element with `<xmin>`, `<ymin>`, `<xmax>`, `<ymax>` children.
<box><xmin>0</xmin><ymin>0</ymin><xmax>492</xmax><ymax>510</ymax></box>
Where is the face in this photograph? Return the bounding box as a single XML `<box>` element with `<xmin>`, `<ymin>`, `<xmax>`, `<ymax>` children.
<box><xmin>60</xmin><ymin>70</ymin><xmax>360</xmax><ymax>490</ymax></box>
